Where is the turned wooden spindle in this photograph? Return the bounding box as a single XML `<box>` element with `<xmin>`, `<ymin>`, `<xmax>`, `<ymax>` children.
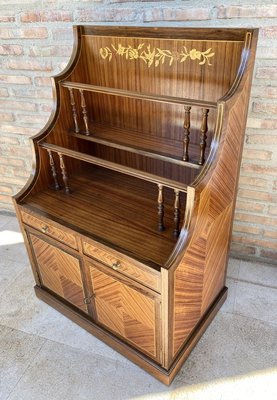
<box><xmin>79</xmin><ymin>89</ymin><xmax>90</xmax><ymax>135</ymax></box>
<box><xmin>199</xmin><ymin>108</ymin><xmax>209</xmax><ymax>165</ymax></box>
<box><xmin>58</xmin><ymin>153</ymin><xmax>71</xmax><ymax>194</ymax></box>
<box><xmin>183</xmin><ymin>106</ymin><xmax>191</xmax><ymax>161</ymax></box>
<box><xmin>173</xmin><ymin>189</ymin><xmax>180</xmax><ymax>238</ymax></box>
<box><xmin>47</xmin><ymin>149</ymin><xmax>60</xmax><ymax>191</ymax></box>
<box><xmin>68</xmin><ymin>88</ymin><xmax>79</xmax><ymax>133</ymax></box>
<box><xmin>157</xmin><ymin>184</ymin><xmax>165</xmax><ymax>232</ymax></box>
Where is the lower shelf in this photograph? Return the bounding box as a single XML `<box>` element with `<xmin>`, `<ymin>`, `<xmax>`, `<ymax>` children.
<box><xmin>21</xmin><ymin>167</ymin><xmax>185</xmax><ymax>267</ymax></box>
<box><xmin>34</xmin><ymin>285</ymin><xmax>228</xmax><ymax>385</ymax></box>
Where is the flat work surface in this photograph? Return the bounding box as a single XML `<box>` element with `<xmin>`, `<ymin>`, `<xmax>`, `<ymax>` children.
<box><xmin>21</xmin><ymin>168</ymin><xmax>182</xmax><ymax>268</ymax></box>
<box><xmin>1</xmin><ymin>215</ymin><xmax>276</xmax><ymax>400</ymax></box>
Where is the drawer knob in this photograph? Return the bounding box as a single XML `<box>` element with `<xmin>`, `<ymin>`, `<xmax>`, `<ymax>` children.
<box><xmin>41</xmin><ymin>225</ymin><xmax>49</xmax><ymax>234</ymax></box>
<box><xmin>112</xmin><ymin>261</ymin><xmax>121</xmax><ymax>270</ymax></box>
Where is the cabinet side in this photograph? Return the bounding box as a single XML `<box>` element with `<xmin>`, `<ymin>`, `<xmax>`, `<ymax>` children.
<box><xmin>169</xmin><ymin>30</ymin><xmax>258</xmax><ymax>362</ymax></box>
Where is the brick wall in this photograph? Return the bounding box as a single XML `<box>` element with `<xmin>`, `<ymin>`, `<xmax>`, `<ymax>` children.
<box><xmin>0</xmin><ymin>0</ymin><xmax>276</xmax><ymax>264</ymax></box>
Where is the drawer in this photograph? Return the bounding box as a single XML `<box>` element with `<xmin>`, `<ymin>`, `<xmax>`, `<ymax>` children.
<box><xmin>82</xmin><ymin>239</ymin><xmax>161</xmax><ymax>293</ymax></box>
<box><xmin>21</xmin><ymin>210</ymin><xmax>78</xmax><ymax>250</ymax></box>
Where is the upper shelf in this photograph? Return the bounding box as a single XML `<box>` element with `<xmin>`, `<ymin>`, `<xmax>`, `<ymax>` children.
<box><xmin>61</xmin><ymin>81</ymin><xmax>218</xmax><ymax>109</ymax></box>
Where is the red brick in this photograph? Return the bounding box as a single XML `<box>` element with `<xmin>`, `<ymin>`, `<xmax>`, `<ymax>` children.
<box><xmin>0</xmin><ymin>186</ymin><xmax>13</xmax><ymax>195</ymax></box>
<box><xmin>260</xmin><ymin>27</ymin><xmax>277</xmax><ymax>39</ymax></box>
<box><xmin>41</xmin><ymin>104</ymin><xmax>52</xmax><ymax>113</ymax></box>
<box><xmin>260</xmin><ymin>249</ymin><xmax>277</xmax><ymax>260</ymax></box>
<box><xmin>0</xmin><ymin>45</ymin><xmax>23</xmax><ymax>56</ymax></box>
<box><xmin>251</xmin><ymin>86</ymin><xmax>277</xmax><ymax>99</ymax></box>
<box><xmin>0</xmin><ymin>88</ymin><xmax>9</xmax><ymax>97</ymax></box>
<box><xmin>256</xmin><ymin>47</ymin><xmax>277</xmax><ymax>59</ymax></box>
<box><xmin>0</xmin><ymin>27</ymin><xmax>48</xmax><ymax>39</ymax></box>
<box><xmin>0</xmin><ymin>113</ymin><xmax>14</xmax><ymax>122</ymax></box>
<box><xmin>29</xmin><ymin>45</ymin><xmax>72</xmax><ymax>57</ymax></box>
<box><xmin>269</xmin><ymin>206</ymin><xmax>277</xmax><ymax>216</ymax></box>
<box><xmin>76</xmin><ymin>8</ymin><xmax>138</xmax><ymax>22</ymax></box>
<box><xmin>264</xmin><ymin>230</ymin><xmax>277</xmax><ymax>240</ymax></box>
<box><xmin>242</xmin><ymin>164</ymin><xmax>277</xmax><ymax>177</ymax></box>
<box><xmin>1</xmin><ymin>125</ymin><xmax>37</xmax><ymax>135</ymax></box>
<box><xmin>238</xmin><ymin>176</ymin><xmax>269</xmax><ymax>189</ymax></box>
<box><xmin>5</xmin><ymin>59</ymin><xmax>52</xmax><ymax>72</ymax></box>
<box><xmin>246</xmin><ymin>133</ymin><xmax>277</xmax><ymax>145</ymax></box>
<box><xmin>242</xmin><ymin>149</ymin><xmax>272</xmax><ymax>161</ymax></box>
<box><xmin>274</xmin><ymin>181</ymin><xmax>277</xmax><ymax>191</ymax></box>
<box><xmin>144</xmin><ymin>7</ymin><xmax>210</xmax><ymax>21</ymax></box>
<box><xmin>0</xmin><ymin>136</ymin><xmax>19</xmax><ymax>145</ymax></box>
<box><xmin>217</xmin><ymin>5</ymin><xmax>277</xmax><ymax>18</ymax></box>
<box><xmin>0</xmin><ymin>14</ymin><xmax>16</xmax><ymax>22</ymax></box>
<box><xmin>34</xmin><ymin>77</ymin><xmax>52</xmax><ymax>87</ymax></box>
<box><xmin>0</xmin><ymin>75</ymin><xmax>31</xmax><ymax>85</ymax></box>
<box><xmin>10</xmin><ymin>88</ymin><xmax>52</xmax><ymax>99</ymax></box>
<box><xmin>17</xmin><ymin>114</ymin><xmax>49</xmax><ymax>124</ymax></box>
<box><xmin>0</xmin><ymin>194</ymin><xmax>13</xmax><ymax>205</ymax></box>
<box><xmin>21</xmin><ymin>11</ymin><xmax>72</xmax><ymax>23</ymax></box>
<box><xmin>235</xmin><ymin>213</ymin><xmax>277</xmax><ymax>227</ymax></box>
<box><xmin>256</xmin><ymin>66</ymin><xmax>277</xmax><ymax>80</ymax></box>
<box><xmin>232</xmin><ymin>235</ymin><xmax>277</xmax><ymax>250</ymax></box>
<box><xmin>230</xmin><ymin>243</ymin><xmax>256</xmax><ymax>256</ymax></box>
<box><xmin>235</xmin><ymin>201</ymin><xmax>265</xmax><ymax>213</ymax></box>
<box><xmin>238</xmin><ymin>189</ymin><xmax>272</xmax><ymax>202</ymax></box>
<box><xmin>0</xmin><ymin>157</ymin><xmax>25</xmax><ymax>167</ymax></box>
<box><xmin>0</xmin><ymin>99</ymin><xmax>37</xmax><ymax>112</ymax></box>
<box><xmin>51</xmin><ymin>28</ymin><xmax>74</xmax><ymax>41</ymax></box>
<box><xmin>253</xmin><ymin>102</ymin><xmax>277</xmax><ymax>115</ymax></box>
<box><xmin>232</xmin><ymin>224</ymin><xmax>261</xmax><ymax>235</ymax></box>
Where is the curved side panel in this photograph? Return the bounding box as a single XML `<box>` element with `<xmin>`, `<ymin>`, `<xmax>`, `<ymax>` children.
<box><xmin>169</xmin><ymin>30</ymin><xmax>258</xmax><ymax>360</ymax></box>
<box><xmin>13</xmin><ymin>26</ymin><xmax>83</xmax><ymax>203</ymax></box>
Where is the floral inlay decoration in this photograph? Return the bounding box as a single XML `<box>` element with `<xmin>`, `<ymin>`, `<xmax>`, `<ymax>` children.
<box><xmin>99</xmin><ymin>43</ymin><xmax>215</xmax><ymax>67</ymax></box>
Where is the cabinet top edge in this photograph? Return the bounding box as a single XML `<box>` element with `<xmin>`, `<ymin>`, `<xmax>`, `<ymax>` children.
<box><xmin>77</xmin><ymin>25</ymin><xmax>258</xmax><ymax>42</ymax></box>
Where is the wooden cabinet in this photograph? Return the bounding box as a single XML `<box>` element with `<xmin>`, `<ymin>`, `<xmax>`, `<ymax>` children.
<box><xmin>28</xmin><ymin>233</ymin><xmax>87</xmax><ymax>313</ymax></box>
<box><xmin>13</xmin><ymin>26</ymin><xmax>258</xmax><ymax>384</ymax></box>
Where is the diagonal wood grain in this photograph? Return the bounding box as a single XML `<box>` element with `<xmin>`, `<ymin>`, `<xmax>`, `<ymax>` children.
<box><xmin>89</xmin><ymin>266</ymin><xmax>157</xmax><ymax>358</ymax></box>
<box><xmin>30</xmin><ymin>234</ymin><xmax>87</xmax><ymax>312</ymax></box>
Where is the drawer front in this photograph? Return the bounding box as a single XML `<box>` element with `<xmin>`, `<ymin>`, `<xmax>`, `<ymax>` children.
<box><xmin>21</xmin><ymin>210</ymin><xmax>78</xmax><ymax>250</ymax></box>
<box><xmin>83</xmin><ymin>239</ymin><xmax>161</xmax><ymax>293</ymax></box>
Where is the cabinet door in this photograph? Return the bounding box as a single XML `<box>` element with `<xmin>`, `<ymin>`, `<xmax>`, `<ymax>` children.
<box><xmin>29</xmin><ymin>233</ymin><xmax>87</xmax><ymax>313</ymax></box>
<box><xmin>88</xmin><ymin>264</ymin><xmax>160</xmax><ymax>360</ymax></box>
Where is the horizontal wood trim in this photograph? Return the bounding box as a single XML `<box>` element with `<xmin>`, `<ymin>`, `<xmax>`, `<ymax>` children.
<box><xmin>21</xmin><ymin>209</ymin><xmax>78</xmax><ymax>250</ymax></box>
<box><xmin>80</xmin><ymin>26</ymin><xmax>250</xmax><ymax>41</ymax></box>
<box><xmin>61</xmin><ymin>81</ymin><xmax>217</xmax><ymax>109</ymax></box>
<box><xmin>39</xmin><ymin>142</ymin><xmax>188</xmax><ymax>192</ymax></box>
<box><xmin>83</xmin><ymin>238</ymin><xmax>161</xmax><ymax>293</ymax></box>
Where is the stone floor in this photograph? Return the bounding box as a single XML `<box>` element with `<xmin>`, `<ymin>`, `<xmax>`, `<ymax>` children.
<box><xmin>0</xmin><ymin>214</ymin><xmax>276</xmax><ymax>400</ymax></box>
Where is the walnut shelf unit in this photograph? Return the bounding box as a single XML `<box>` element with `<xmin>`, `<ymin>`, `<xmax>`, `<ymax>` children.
<box><xmin>13</xmin><ymin>26</ymin><xmax>258</xmax><ymax>385</ymax></box>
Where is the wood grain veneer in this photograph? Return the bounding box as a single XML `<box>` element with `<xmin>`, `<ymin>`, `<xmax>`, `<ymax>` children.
<box><xmin>13</xmin><ymin>26</ymin><xmax>258</xmax><ymax>385</ymax></box>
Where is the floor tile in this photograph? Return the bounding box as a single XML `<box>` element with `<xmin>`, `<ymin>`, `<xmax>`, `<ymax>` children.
<box><xmin>0</xmin><ymin>215</ymin><xmax>13</xmax><ymax>229</ymax></box>
<box><xmin>7</xmin><ymin>340</ymin><xmax>184</xmax><ymax>400</ymax></box>
<box><xmin>220</xmin><ymin>278</ymin><xmax>237</xmax><ymax>313</ymax></box>
<box><xmin>0</xmin><ymin>266</ymin><xmax>137</xmax><ymax>366</ymax></box>
<box><xmin>226</xmin><ymin>258</ymin><xmax>240</xmax><ymax>279</ymax></box>
<box><xmin>0</xmin><ymin>259</ymin><xmax>28</xmax><ymax>296</ymax></box>
<box><xmin>234</xmin><ymin>281</ymin><xmax>277</xmax><ymax>325</ymax></box>
<box><xmin>0</xmin><ymin>325</ymin><xmax>45</xmax><ymax>400</ymax></box>
<box><xmin>239</xmin><ymin>260</ymin><xmax>277</xmax><ymax>288</ymax></box>
<box><xmin>177</xmin><ymin>312</ymin><xmax>277</xmax><ymax>385</ymax></box>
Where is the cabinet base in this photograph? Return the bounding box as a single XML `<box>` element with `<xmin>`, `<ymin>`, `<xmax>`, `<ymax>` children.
<box><xmin>34</xmin><ymin>285</ymin><xmax>227</xmax><ymax>385</ymax></box>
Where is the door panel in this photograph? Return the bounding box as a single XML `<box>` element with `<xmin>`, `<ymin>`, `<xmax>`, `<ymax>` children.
<box><xmin>89</xmin><ymin>264</ymin><xmax>158</xmax><ymax>359</ymax></box>
<box><xmin>29</xmin><ymin>233</ymin><xmax>87</xmax><ymax>313</ymax></box>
